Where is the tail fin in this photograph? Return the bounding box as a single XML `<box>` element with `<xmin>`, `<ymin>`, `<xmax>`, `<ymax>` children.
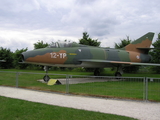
<box><xmin>123</xmin><ymin>32</ymin><xmax>154</xmax><ymax>54</ymax></box>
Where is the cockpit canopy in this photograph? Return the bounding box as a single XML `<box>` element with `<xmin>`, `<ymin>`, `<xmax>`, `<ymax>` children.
<box><xmin>48</xmin><ymin>42</ymin><xmax>87</xmax><ymax>48</ymax></box>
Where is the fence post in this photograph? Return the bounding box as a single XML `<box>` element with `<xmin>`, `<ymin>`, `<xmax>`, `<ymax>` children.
<box><xmin>16</xmin><ymin>72</ymin><xmax>19</xmax><ymax>88</ymax></box>
<box><xmin>143</xmin><ymin>77</ymin><xmax>145</xmax><ymax>101</ymax></box>
<box><xmin>144</xmin><ymin>77</ymin><xmax>148</xmax><ymax>101</ymax></box>
<box><xmin>66</xmin><ymin>74</ymin><xmax>70</xmax><ymax>94</ymax></box>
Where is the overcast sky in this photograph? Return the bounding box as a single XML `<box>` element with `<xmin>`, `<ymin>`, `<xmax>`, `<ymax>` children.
<box><xmin>0</xmin><ymin>0</ymin><xmax>160</xmax><ymax>51</ymax></box>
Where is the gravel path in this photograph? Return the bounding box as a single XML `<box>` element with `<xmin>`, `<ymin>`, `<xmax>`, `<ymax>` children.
<box><xmin>0</xmin><ymin>86</ymin><xmax>160</xmax><ymax>120</ymax></box>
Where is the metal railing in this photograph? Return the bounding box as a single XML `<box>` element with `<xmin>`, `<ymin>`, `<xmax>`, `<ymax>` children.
<box><xmin>0</xmin><ymin>71</ymin><xmax>160</xmax><ymax>102</ymax></box>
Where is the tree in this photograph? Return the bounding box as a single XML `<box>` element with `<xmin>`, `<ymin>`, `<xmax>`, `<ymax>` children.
<box><xmin>13</xmin><ymin>48</ymin><xmax>29</xmax><ymax>69</ymax></box>
<box><xmin>34</xmin><ymin>40</ymin><xmax>49</xmax><ymax>49</ymax></box>
<box><xmin>114</xmin><ymin>36</ymin><xmax>139</xmax><ymax>73</ymax></box>
<box><xmin>33</xmin><ymin>40</ymin><xmax>49</xmax><ymax>70</ymax></box>
<box><xmin>115</xmin><ymin>36</ymin><xmax>131</xmax><ymax>49</ymax></box>
<box><xmin>0</xmin><ymin>47</ymin><xmax>14</xmax><ymax>69</ymax></box>
<box><xmin>79</xmin><ymin>32</ymin><xmax>101</xmax><ymax>46</ymax></box>
<box><xmin>149</xmin><ymin>33</ymin><xmax>160</xmax><ymax>73</ymax></box>
<box><xmin>79</xmin><ymin>32</ymin><xmax>101</xmax><ymax>72</ymax></box>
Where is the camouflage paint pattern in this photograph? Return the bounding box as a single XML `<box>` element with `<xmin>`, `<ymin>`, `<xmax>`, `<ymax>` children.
<box><xmin>22</xmin><ymin>32</ymin><xmax>154</xmax><ymax>68</ymax></box>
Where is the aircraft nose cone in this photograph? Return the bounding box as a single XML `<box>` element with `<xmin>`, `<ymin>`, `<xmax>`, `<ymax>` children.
<box><xmin>21</xmin><ymin>52</ymin><xmax>27</xmax><ymax>62</ymax></box>
<box><xmin>21</xmin><ymin>53</ymin><xmax>25</xmax><ymax>62</ymax></box>
<box><xmin>21</xmin><ymin>48</ymin><xmax>53</xmax><ymax>62</ymax></box>
<box><xmin>21</xmin><ymin>51</ymin><xmax>31</xmax><ymax>62</ymax></box>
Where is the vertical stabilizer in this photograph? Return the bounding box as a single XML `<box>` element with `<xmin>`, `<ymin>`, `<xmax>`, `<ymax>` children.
<box><xmin>123</xmin><ymin>32</ymin><xmax>154</xmax><ymax>54</ymax></box>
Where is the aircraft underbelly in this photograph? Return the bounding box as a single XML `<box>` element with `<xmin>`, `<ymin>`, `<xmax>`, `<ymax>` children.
<box><xmin>24</xmin><ymin>61</ymin><xmax>112</xmax><ymax>68</ymax></box>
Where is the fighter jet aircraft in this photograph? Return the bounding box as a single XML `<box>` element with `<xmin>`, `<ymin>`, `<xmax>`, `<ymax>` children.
<box><xmin>22</xmin><ymin>32</ymin><xmax>160</xmax><ymax>81</ymax></box>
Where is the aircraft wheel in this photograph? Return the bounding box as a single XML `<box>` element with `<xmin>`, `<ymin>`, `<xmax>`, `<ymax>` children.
<box><xmin>94</xmin><ymin>69</ymin><xmax>100</xmax><ymax>76</ymax></box>
<box><xmin>43</xmin><ymin>75</ymin><xmax>50</xmax><ymax>82</ymax></box>
<box><xmin>115</xmin><ymin>72</ymin><xmax>122</xmax><ymax>77</ymax></box>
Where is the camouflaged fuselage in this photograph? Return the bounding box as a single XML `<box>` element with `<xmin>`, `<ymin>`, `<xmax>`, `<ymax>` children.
<box><xmin>22</xmin><ymin>46</ymin><xmax>151</xmax><ymax>68</ymax></box>
<box><xmin>22</xmin><ymin>32</ymin><xmax>154</xmax><ymax>68</ymax></box>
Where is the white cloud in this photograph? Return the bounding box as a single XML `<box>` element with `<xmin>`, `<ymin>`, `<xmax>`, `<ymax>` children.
<box><xmin>0</xmin><ymin>28</ymin><xmax>79</xmax><ymax>51</ymax></box>
<box><xmin>39</xmin><ymin>0</ymin><xmax>74</xmax><ymax>11</ymax></box>
<box><xmin>0</xmin><ymin>0</ymin><xmax>40</xmax><ymax>12</ymax></box>
<box><xmin>0</xmin><ymin>0</ymin><xmax>160</xmax><ymax>51</ymax></box>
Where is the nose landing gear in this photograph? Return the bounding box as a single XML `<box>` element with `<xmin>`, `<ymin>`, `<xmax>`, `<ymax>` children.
<box><xmin>43</xmin><ymin>66</ymin><xmax>50</xmax><ymax>82</ymax></box>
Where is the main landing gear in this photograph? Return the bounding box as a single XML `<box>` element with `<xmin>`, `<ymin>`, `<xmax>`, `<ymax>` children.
<box><xmin>94</xmin><ymin>67</ymin><xmax>123</xmax><ymax>77</ymax></box>
<box><xmin>94</xmin><ymin>68</ymin><xmax>100</xmax><ymax>76</ymax></box>
<box><xmin>43</xmin><ymin>66</ymin><xmax>50</xmax><ymax>82</ymax></box>
<box><xmin>115</xmin><ymin>66</ymin><xmax>123</xmax><ymax>77</ymax></box>
<box><xmin>115</xmin><ymin>72</ymin><xmax>122</xmax><ymax>77</ymax></box>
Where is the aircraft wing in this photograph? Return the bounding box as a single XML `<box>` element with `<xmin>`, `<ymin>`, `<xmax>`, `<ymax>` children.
<box><xmin>79</xmin><ymin>59</ymin><xmax>160</xmax><ymax>66</ymax></box>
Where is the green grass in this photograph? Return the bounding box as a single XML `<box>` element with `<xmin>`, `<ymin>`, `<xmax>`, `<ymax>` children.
<box><xmin>0</xmin><ymin>69</ymin><xmax>160</xmax><ymax>101</ymax></box>
<box><xmin>123</xmin><ymin>73</ymin><xmax>160</xmax><ymax>78</ymax></box>
<box><xmin>0</xmin><ymin>96</ymin><xmax>137</xmax><ymax>120</ymax></box>
<box><xmin>69</xmin><ymin>81</ymin><xmax>144</xmax><ymax>99</ymax></box>
<box><xmin>0</xmin><ymin>68</ymin><xmax>93</xmax><ymax>75</ymax></box>
<box><xmin>2</xmin><ymin>68</ymin><xmax>160</xmax><ymax>77</ymax></box>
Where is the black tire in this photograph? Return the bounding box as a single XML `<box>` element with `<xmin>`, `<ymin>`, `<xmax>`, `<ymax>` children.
<box><xmin>115</xmin><ymin>72</ymin><xmax>122</xmax><ymax>78</ymax></box>
<box><xmin>94</xmin><ymin>69</ymin><xmax>100</xmax><ymax>76</ymax></box>
<box><xmin>43</xmin><ymin>75</ymin><xmax>50</xmax><ymax>82</ymax></box>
